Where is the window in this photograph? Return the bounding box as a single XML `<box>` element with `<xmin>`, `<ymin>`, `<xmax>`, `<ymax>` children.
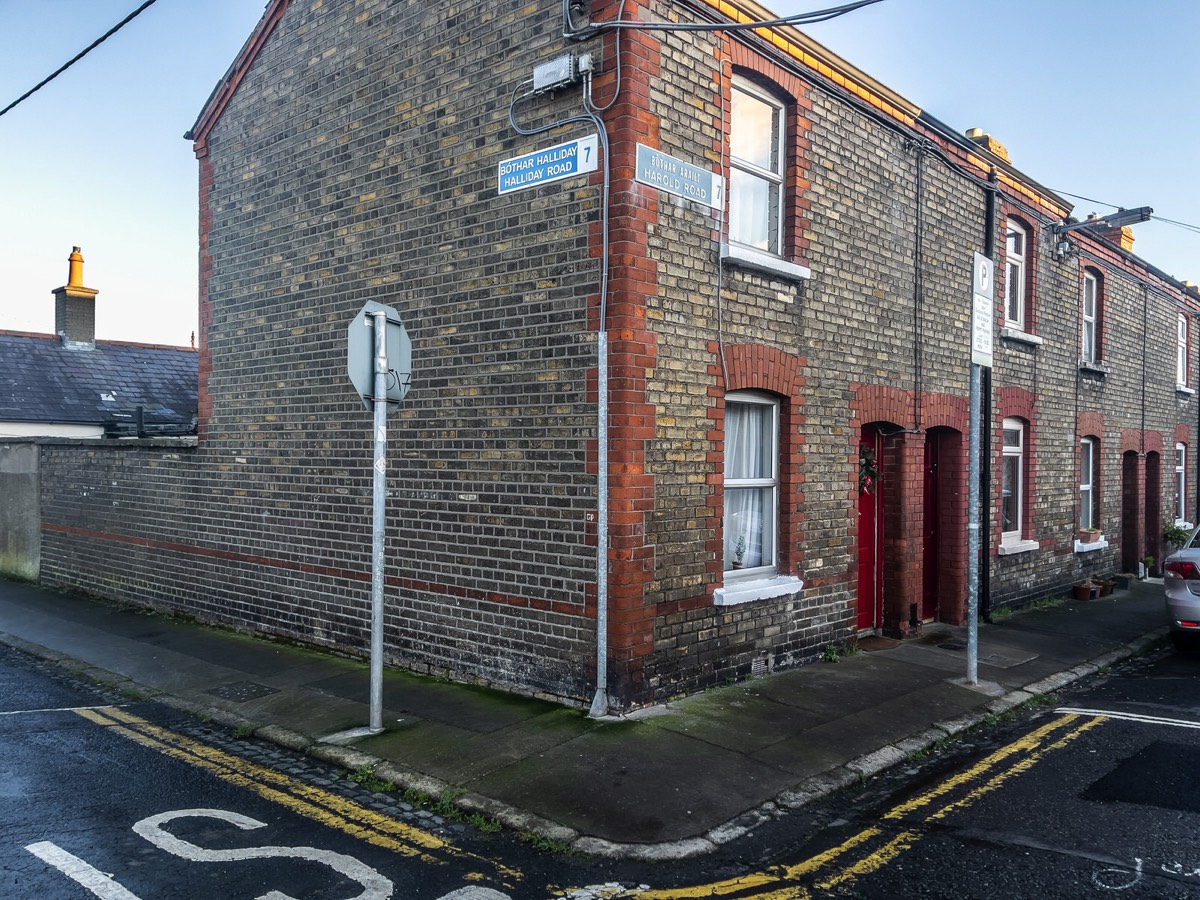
<box><xmin>1177</xmin><ymin>443</ymin><xmax>1187</xmax><ymax>523</ymax></box>
<box><xmin>1002</xmin><ymin>418</ymin><xmax>1025</xmax><ymax>541</ymax></box>
<box><xmin>1178</xmin><ymin>313</ymin><xmax>1189</xmax><ymax>386</ymax></box>
<box><xmin>1081</xmin><ymin>271</ymin><xmax>1098</xmax><ymax>363</ymax></box>
<box><xmin>730</xmin><ymin>77</ymin><xmax>784</xmax><ymax>255</ymax></box>
<box><xmin>1079</xmin><ymin>437</ymin><xmax>1096</xmax><ymax>530</ymax></box>
<box><xmin>1004</xmin><ymin>219</ymin><xmax>1027</xmax><ymax>330</ymax></box>
<box><xmin>724</xmin><ymin>392</ymin><xmax>778</xmax><ymax>575</ymax></box>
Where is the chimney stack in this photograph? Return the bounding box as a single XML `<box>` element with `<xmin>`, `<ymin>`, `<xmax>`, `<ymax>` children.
<box><xmin>52</xmin><ymin>246</ymin><xmax>98</xmax><ymax>347</ymax></box>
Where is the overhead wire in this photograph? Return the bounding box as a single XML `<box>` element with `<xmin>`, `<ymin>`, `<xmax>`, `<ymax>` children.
<box><xmin>1053</xmin><ymin>189</ymin><xmax>1200</xmax><ymax>237</ymax></box>
<box><xmin>0</xmin><ymin>0</ymin><xmax>160</xmax><ymax>120</ymax></box>
<box><xmin>587</xmin><ymin>0</ymin><xmax>886</xmax><ymax>32</ymax></box>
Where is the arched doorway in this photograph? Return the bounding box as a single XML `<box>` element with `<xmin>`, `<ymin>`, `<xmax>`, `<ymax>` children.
<box><xmin>857</xmin><ymin>427</ymin><xmax>884</xmax><ymax>632</ymax></box>
<box><xmin>1121</xmin><ymin>451</ymin><xmax>1140</xmax><ymax>573</ymax></box>
<box><xmin>923</xmin><ymin>426</ymin><xmax>964</xmax><ymax>623</ymax></box>
<box><xmin>1146</xmin><ymin>451</ymin><xmax>1162</xmax><ymax>574</ymax></box>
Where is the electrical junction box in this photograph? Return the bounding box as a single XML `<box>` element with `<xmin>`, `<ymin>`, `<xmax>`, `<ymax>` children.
<box><xmin>533</xmin><ymin>54</ymin><xmax>577</xmax><ymax>92</ymax></box>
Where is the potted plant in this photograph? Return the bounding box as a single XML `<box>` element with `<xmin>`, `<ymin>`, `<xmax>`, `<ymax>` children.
<box><xmin>1114</xmin><ymin>572</ymin><xmax>1136</xmax><ymax>589</ymax></box>
<box><xmin>1072</xmin><ymin>579</ymin><xmax>1097</xmax><ymax>601</ymax></box>
<box><xmin>1143</xmin><ymin>556</ymin><xmax>1155</xmax><ymax>578</ymax></box>
<box><xmin>1164</xmin><ymin>522</ymin><xmax>1191</xmax><ymax>551</ymax></box>
<box><xmin>732</xmin><ymin>533</ymin><xmax>747</xmax><ymax>569</ymax></box>
<box><xmin>1077</xmin><ymin>527</ymin><xmax>1101</xmax><ymax>544</ymax></box>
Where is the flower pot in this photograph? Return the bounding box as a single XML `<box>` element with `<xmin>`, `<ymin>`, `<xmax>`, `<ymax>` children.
<box><xmin>1073</xmin><ymin>583</ymin><xmax>1095</xmax><ymax>601</ymax></box>
<box><xmin>1097</xmin><ymin>579</ymin><xmax>1114</xmax><ymax>597</ymax></box>
<box><xmin>1077</xmin><ymin>530</ymin><xmax>1100</xmax><ymax>544</ymax></box>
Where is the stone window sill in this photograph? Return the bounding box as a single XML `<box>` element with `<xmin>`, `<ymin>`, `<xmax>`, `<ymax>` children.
<box><xmin>998</xmin><ymin>538</ymin><xmax>1040</xmax><ymax>556</ymax></box>
<box><xmin>715</xmin><ymin>574</ymin><xmax>804</xmax><ymax>607</ymax></box>
<box><xmin>720</xmin><ymin>243</ymin><xmax>812</xmax><ymax>283</ymax></box>
<box><xmin>1000</xmin><ymin>327</ymin><xmax>1043</xmax><ymax>347</ymax></box>
<box><xmin>1075</xmin><ymin>537</ymin><xmax>1109</xmax><ymax>553</ymax></box>
<box><xmin>1177</xmin><ymin>384</ymin><xmax>1195</xmax><ymax>397</ymax></box>
<box><xmin>1079</xmin><ymin>360</ymin><xmax>1111</xmax><ymax>377</ymax></box>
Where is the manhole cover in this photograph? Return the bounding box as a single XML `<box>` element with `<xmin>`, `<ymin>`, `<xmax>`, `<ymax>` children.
<box><xmin>206</xmin><ymin>681</ymin><xmax>279</xmax><ymax>703</ymax></box>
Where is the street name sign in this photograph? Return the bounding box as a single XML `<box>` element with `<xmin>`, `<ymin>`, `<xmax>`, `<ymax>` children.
<box><xmin>497</xmin><ymin>135</ymin><xmax>599</xmax><ymax>195</ymax></box>
<box><xmin>635</xmin><ymin>143</ymin><xmax>724</xmax><ymax>209</ymax></box>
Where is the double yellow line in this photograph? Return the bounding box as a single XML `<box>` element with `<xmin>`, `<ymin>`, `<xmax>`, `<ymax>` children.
<box><xmin>74</xmin><ymin>706</ymin><xmax>521</xmax><ymax>888</ymax></box>
<box><xmin>632</xmin><ymin>713</ymin><xmax>1104</xmax><ymax>899</ymax></box>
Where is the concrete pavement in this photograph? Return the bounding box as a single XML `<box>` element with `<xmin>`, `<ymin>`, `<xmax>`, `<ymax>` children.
<box><xmin>0</xmin><ymin>575</ymin><xmax>1168</xmax><ymax>859</ymax></box>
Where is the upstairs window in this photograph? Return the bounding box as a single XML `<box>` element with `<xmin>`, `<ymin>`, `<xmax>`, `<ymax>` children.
<box><xmin>730</xmin><ymin>77</ymin><xmax>784</xmax><ymax>255</ymax></box>
<box><xmin>1004</xmin><ymin>219</ymin><xmax>1028</xmax><ymax>330</ymax></box>
<box><xmin>724</xmin><ymin>392</ymin><xmax>778</xmax><ymax>576</ymax></box>
<box><xmin>1178</xmin><ymin>313</ymin><xmax>1190</xmax><ymax>386</ymax></box>
<box><xmin>1081</xmin><ymin>271</ymin><xmax>1099</xmax><ymax>363</ymax></box>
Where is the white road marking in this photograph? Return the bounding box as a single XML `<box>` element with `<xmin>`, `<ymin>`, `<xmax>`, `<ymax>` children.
<box><xmin>133</xmin><ymin>808</ymin><xmax>394</xmax><ymax>900</ymax></box>
<box><xmin>24</xmin><ymin>841</ymin><xmax>143</xmax><ymax>900</ymax></box>
<box><xmin>1055</xmin><ymin>707</ymin><xmax>1200</xmax><ymax>729</ymax></box>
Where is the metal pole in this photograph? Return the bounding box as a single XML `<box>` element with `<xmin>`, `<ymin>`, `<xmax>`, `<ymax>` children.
<box><xmin>369</xmin><ymin>310</ymin><xmax>388</xmax><ymax>733</ymax></box>
<box><xmin>966</xmin><ymin>362</ymin><xmax>981</xmax><ymax>685</ymax></box>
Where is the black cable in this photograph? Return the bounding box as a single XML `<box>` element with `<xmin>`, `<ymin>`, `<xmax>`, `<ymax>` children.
<box><xmin>595</xmin><ymin>0</ymin><xmax>886</xmax><ymax>32</ymax></box>
<box><xmin>0</xmin><ymin>0</ymin><xmax>159</xmax><ymax>120</ymax></box>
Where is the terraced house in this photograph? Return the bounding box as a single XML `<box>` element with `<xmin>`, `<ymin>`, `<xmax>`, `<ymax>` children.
<box><xmin>8</xmin><ymin>0</ymin><xmax>1197</xmax><ymax>711</ymax></box>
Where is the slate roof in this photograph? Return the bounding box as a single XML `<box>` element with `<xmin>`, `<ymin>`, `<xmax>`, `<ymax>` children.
<box><xmin>0</xmin><ymin>331</ymin><xmax>198</xmax><ymax>431</ymax></box>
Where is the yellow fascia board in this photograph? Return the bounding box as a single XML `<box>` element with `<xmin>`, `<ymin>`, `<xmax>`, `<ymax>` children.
<box><xmin>708</xmin><ymin>0</ymin><xmax>920</xmax><ymax>128</ymax></box>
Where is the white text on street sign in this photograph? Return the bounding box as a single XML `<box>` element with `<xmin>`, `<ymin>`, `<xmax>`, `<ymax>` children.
<box><xmin>971</xmin><ymin>252</ymin><xmax>994</xmax><ymax>368</ymax></box>
<box><xmin>497</xmin><ymin>135</ymin><xmax>598</xmax><ymax>195</ymax></box>
<box><xmin>635</xmin><ymin>144</ymin><xmax>724</xmax><ymax>209</ymax></box>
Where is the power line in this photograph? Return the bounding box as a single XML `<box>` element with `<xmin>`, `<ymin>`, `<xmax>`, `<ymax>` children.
<box><xmin>595</xmin><ymin>0</ymin><xmax>886</xmax><ymax>32</ymax></box>
<box><xmin>0</xmin><ymin>0</ymin><xmax>160</xmax><ymax>120</ymax></box>
<box><xmin>1054</xmin><ymin>188</ymin><xmax>1200</xmax><ymax>237</ymax></box>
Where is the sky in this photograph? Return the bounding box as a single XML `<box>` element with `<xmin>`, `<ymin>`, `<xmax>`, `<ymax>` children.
<box><xmin>1</xmin><ymin>0</ymin><xmax>1197</xmax><ymax>346</ymax></box>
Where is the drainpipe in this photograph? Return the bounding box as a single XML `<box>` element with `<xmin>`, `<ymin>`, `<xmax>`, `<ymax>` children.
<box><xmin>582</xmin><ymin>77</ymin><xmax>612</xmax><ymax>719</ymax></box>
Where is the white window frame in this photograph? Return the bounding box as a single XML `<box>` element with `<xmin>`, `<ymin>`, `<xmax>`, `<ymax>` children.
<box><xmin>1079</xmin><ymin>436</ymin><xmax>1096</xmax><ymax>530</ymax></box>
<box><xmin>1004</xmin><ymin>219</ymin><xmax>1027</xmax><ymax>330</ymax></box>
<box><xmin>1081</xmin><ymin>271</ymin><xmax>1098</xmax><ymax>363</ymax></box>
<box><xmin>1178</xmin><ymin>313</ymin><xmax>1189</xmax><ymax>386</ymax></box>
<box><xmin>723</xmin><ymin>391</ymin><xmax>778</xmax><ymax>579</ymax></box>
<box><xmin>1177</xmin><ymin>443</ymin><xmax>1188</xmax><ymax>524</ymax></box>
<box><xmin>1001</xmin><ymin>418</ymin><xmax>1025</xmax><ymax>543</ymax></box>
<box><xmin>729</xmin><ymin>76</ymin><xmax>785</xmax><ymax>256</ymax></box>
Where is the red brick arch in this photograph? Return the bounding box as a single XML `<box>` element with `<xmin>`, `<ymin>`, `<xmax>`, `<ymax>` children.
<box><xmin>723</xmin><ymin>344</ymin><xmax>803</xmax><ymax>396</ymax></box>
<box><xmin>1078</xmin><ymin>411</ymin><xmax>1105</xmax><ymax>440</ymax></box>
<box><xmin>851</xmin><ymin>384</ymin><xmax>915</xmax><ymax>431</ymax></box>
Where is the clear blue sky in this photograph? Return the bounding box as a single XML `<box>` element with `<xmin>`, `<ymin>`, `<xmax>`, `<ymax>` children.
<box><xmin>1</xmin><ymin>1</ymin><xmax>1196</xmax><ymax>345</ymax></box>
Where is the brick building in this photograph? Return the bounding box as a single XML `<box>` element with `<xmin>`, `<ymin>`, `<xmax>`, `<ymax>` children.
<box><xmin>8</xmin><ymin>0</ymin><xmax>1198</xmax><ymax>710</ymax></box>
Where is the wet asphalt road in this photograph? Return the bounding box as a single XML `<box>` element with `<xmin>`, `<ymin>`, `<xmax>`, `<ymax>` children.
<box><xmin>6</xmin><ymin>637</ymin><xmax>1200</xmax><ymax>899</ymax></box>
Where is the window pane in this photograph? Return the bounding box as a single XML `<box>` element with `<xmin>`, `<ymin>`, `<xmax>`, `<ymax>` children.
<box><xmin>1082</xmin><ymin>319</ymin><xmax>1095</xmax><ymax>361</ymax></box>
<box><xmin>724</xmin><ymin>402</ymin><xmax>771</xmax><ymax>479</ymax></box>
<box><xmin>729</xmin><ymin>169</ymin><xmax>778</xmax><ymax>251</ymax></box>
<box><xmin>1079</xmin><ymin>439</ymin><xmax>1094</xmax><ymax>530</ymax></box>
<box><xmin>731</xmin><ymin>88</ymin><xmax>779</xmax><ymax>172</ymax></box>
<box><xmin>1002</xmin><ymin>455</ymin><xmax>1020</xmax><ymax>533</ymax></box>
<box><xmin>1003</xmin><ymin>428</ymin><xmax>1021</xmax><ymax>449</ymax></box>
<box><xmin>1006</xmin><ymin>261</ymin><xmax>1022</xmax><ymax>323</ymax></box>
<box><xmin>725</xmin><ymin>486</ymin><xmax>773</xmax><ymax>568</ymax></box>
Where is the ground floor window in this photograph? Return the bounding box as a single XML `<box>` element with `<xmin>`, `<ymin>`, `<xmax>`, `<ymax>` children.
<box><xmin>724</xmin><ymin>392</ymin><xmax>778</xmax><ymax>575</ymax></box>
<box><xmin>1002</xmin><ymin>418</ymin><xmax>1025</xmax><ymax>541</ymax></box>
